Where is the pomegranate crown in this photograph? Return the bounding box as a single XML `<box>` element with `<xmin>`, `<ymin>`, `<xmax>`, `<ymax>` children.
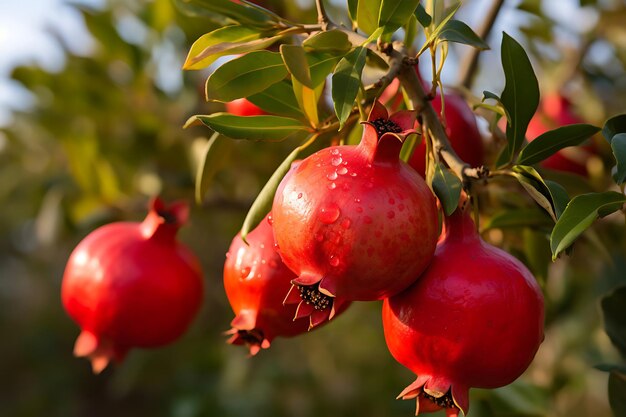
<box><xmin>141</xmin><ymin>197</ymin><xmax>190</xmax><ymax>240</ymax></box>
<box><xmin>363</xmin><ymin>100</ymin><xmax>417</xmax><ymax>140</ymax></box>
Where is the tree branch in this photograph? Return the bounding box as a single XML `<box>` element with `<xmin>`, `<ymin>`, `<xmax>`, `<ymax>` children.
<box><xmin>457</xmin><ymin>0</ymin><xmax>505</xmax><ymax>89</ymax></box>
<box><xmin>315</xmin><ymin>0</ymin><xmax>330</xmax><ymax>29</ymax></box>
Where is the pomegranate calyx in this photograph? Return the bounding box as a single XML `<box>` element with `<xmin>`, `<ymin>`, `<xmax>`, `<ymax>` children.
<box><xmin>397</xmin><ymin>375</ymin><xmax>468</xmax><ymax>417</ymax></box>
<box><xmin>360</xmin><ymin>101</ymin><xmax>417</xmax><ymax>164</ymax></box>
<box><xmin>142</xmin><ymin>197</ymin><xmax>189</xmax><ymax>240</ymax></box>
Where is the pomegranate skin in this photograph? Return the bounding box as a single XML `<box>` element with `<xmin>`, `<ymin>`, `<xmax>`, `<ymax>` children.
<box><xmin>526</xmin><ymin>93</ymin><xmax>594</xmax><ymax>176</ymax></box>
<box><xmin>224</xmin><ymin>213</ymin><xmax>349</xmax><ymax>354</ymax></box>
<box><xmin>61</xmin><ymin>198</ymin><xmax>203</xmax><ymax>373</ymax></box>
<box><xmin>225</xmin><ymin>98</ymin><xmax>267</xmax><ymax>116</ymax></box>
<box><xmin>273</xmin><ymin>102</ymin><xmax>439</xmax><ymax>328</ymax></box>
<box><xmin>409</xmin><ymin>92</ymin><xmax>484</xmax><ymax>177</ymax></box>
<box><xmin>382</xmin><ymin>209</ymin><xmax>544</xmax><ymax>416</ymax></box>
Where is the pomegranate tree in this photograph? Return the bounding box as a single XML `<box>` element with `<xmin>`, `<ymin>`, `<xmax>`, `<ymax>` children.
<box><xmin>382</xmin><ymin>208</ymin><xmax>545</xmax><ymax>416</ymax></box>
<box><xmin>272</xmin><ymin>101</ymin><xmax>439</xmax><ymax>327</ymax></box>
<box><xmin>61</xmin><ymin>198</ymin><xmax>203</xmax><ymax>373</ymax></box>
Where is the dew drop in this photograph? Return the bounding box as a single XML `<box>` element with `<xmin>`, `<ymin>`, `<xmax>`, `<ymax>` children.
<box><xmin>240</xmin><ymin>266</ymin><xmax>251</xmax><ymax>279</ymax></box>
<box><xmin>366</xmin><ymin>182</ymin><xmax>374</xmax><ymax>189</ymax></box>
<box><xmin>349</xmin><ymin>172</ymin><xmax>357</xmax><ymax>177</ymax></box>
<box><xmin>364</xmin><ymin>216</ymin><xmax>373</xmax><ymax>224</ymax></box>
<box><xmin>273</xmin><ymin>242</ymin><xmax>280</xmax><ymax>250</ymax></box>
<box><xmin>268</xmin><ymin>259</ymin><xmax>278</xmax><ymax>268</ymax></box>
<box><xmin>337</xmin><ymin>166</ymin><xmax>348</xmax><ymax>175</ymax></box>
<box><xmin>267</xmin><ymin>215</ymin><xmax>274</xmax><ymax>225</ymax></box>
<box><xmin>387</xmin><ymin>211</ymin><xmax>395</xmax><ymax>219</ymax></box>
<box><xmin>341</xmin><ymin>218</ymin><xmax>352</xmax><ymax>229</ymax></box>
<box><xmin>354</xmin><ymin>198</ymin><xmax>361</xmax><ymax>203</ymax></box>
<box><xmin>329</xmin><ymin>255</ymin><xmax>340</xmax><ymax>267</ymax></box>
<box><xmin>327</xmin><ymin>171</ymin><xmax>338</xmax><ymax>180</ymax></box>
<box><xmin>261</xmin><ymin>259</ymin><xmax>266</xmax><ymax>265</ymax></box>
<box><xmin>297</xmin><ymin>192</ymin><xmax>303</xmax><ymax>199</ymax></box>
<box><xmin>331</xmin><ymin>148</ymin><xmax>340</xmax><ymax>155</ymax></box>
<box><xmin>259</xmin><ymin>243</ymin><xmax>265</xmax><ymax>249</ymax></box>
<box><xmin>356</xmin><ymin>206</ymin><xmax>363</xmax><ymax>213</ymax></box>
<box><xmin>256</xmin><ymin>273</ymin><xmax>261</xmax><ymax>279</ymax></box>
<box><xmin>328</xmin><ymin>182</ymin><xmax>337</xmax><ymax>190</ymax></box>
<box><xmin>315</xmin><ymin>232</ymin><xmax>325</xmax><ymax>242</ymax></box>
<box><xmin>342</xmin><ymin>183</ymin><xmax>350</xmax><ymax>191</ymax></box>
<box><xmin>319</xmin><ymin>203</ymin><xmax>341</xmax><ymax>224</ymax></box>
<box><xmin>366</xmin><ymin>163</ymin><xmax>372</xmax><ymax>169</ymax></box>
<box><xmin>331</xmin><ymin>156</ymin><xmax>343</xmax><ymax>166</ymax></box>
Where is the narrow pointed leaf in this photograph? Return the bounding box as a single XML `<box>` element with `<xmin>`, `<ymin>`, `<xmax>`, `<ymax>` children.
<box><xmin>500</xmin><ymin>32</ymin><xmax>539</xmax><ymax>162</ymax></box>
<box><xmin>205</xmin><ymin>51</ymin><xmax>287</xmax><ymax>102</ymax></box>
<box><xmin>611</xmin><ymin>133</ymin><xmax>626</xmax><ymax>184</ymax></box>
<box><xmin>431</xmin><ymin>163</ymin><xmax>462</xmax><ymax>216</ymax></box>
<box><xmin>378</xmin><ymin>0</ymin><xmax>420</xmax><ymax>34</ymax></box>
<box><xmin>517</xmin><ymin>124</ymin><xmax>600</xmax><ymax>165</ymax></box>
<box><xmin>544</xmin><ymin>180</ymin><xmax>569</xmax><ymax>219</ymax></box>
<box><xmin>415</xmin><ymin>4</ymin><xmax>432</xmax><ymax>27</ymax></box>
<box><xmin>292</xmin><ymin>77</ymin><xmax>320</xmax><ymax>126</ymax></box>
<box><xmin>183</xmin><ymin>25</ymin><xmax>264</xmax><ymax>70</ymax></box>
<box><xmin>602</xmin><ymin>114</ymin><xmax>626</xmax><ymax>143</ymax></box>
<box><xmin>550</xmin><ymin>191</ymin><xmax>626</xmax><ymax>259</ymax></box>
<box><xmin>248</xmin><ymin>80</ymin><xmax>303</xmax><ymax>118</ymax></box>
<box><xmin>176</xmin><ymin>0</ymin><xmax>279</xmax><ymax>27</ymax></box>
<box><xmin>195</xmin><ymin>133</ymin><xmax>233</xmax><ymax>203</ymax></box>
<box><xmin>186</xmin><ymin>113</ymin><xmax>309</xmax><ymax>141</ymax></box>
<box><xmin>280</xmin><ymin>44</ymin><xmax>313</xmax><ymax>88</ymax></box>
<box><xmin>332</xmin><ymin>47</ymin><xmax>367</xmax><ymax>129</ymax></box>
<box><xmin>513</xmin><ymin>165</ymin><xmax>560</xmax><ymax>221</ymax></box>
<box><xmin>347</xmin><ymin>0</ymin><xmax>358</xmax><ymax>21</ymax></box>
<box><xmin>241</xmin><ymin>146</ymin><xmax>302</xmax><ymax>241</ymax></box>
<box><xmin>482</xmin><ymin>208</ymin><xmax>552</xmax><ymax>230</ymax></box>
<box><xmin>303</xmin><ymin>30</ymin><xmax>352</xmax><ymax>53</ymax></box>
<box><xmin>437</xmin><ymin>19</ymin><xmax>489</xmax><ymax>50</ymax></box>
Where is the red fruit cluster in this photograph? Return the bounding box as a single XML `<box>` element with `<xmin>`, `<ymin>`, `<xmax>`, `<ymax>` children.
<box><xmin>61</xmin><ymin>198</ymin><xmax>203</xmax><ymax>373</ymax></box>
<box><xmin>526</xmin><ymin>93</ymin><xmax>595</xmax><ymax>175</ymax></box>
<box><xmin>383</xmin><ymin>209</ymin><xmax>544</xmax><ymax>416</ymax></box>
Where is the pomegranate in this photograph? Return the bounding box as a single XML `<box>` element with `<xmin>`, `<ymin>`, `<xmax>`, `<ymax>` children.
<box><xmin>525</xmin><ymin>93</ymin><xmax>594</xmax><ymax>176</ymax></box>
<box><xmin>382</xmin><ymin>208</ymin><xmax>544</xmax><ymax>416</ymax></box>
<box><xmin>61</xmin><ymin>198</ymin><xmax>203</xmax><ymax>373</ymax></box>
<box><xmin>224</xmin><ymin>213</ymin><xmax>349</xmax><ymax>352</ymax></box>
<box><xmin>225</xmin><ymin>98</ymin><xmax>267</xmax><ymax>116</ymax></box>
<box><xmin>409</xmin><ymin>92</ymin><xmax>484</xmax><ymax>177</ymax></box>
<box><xmin>272</xmin><ymin>101</ymin><xmax>439</xmax><ymax>328</ymax></box>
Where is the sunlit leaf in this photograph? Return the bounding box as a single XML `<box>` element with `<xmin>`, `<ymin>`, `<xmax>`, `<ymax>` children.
<box><xmin>185</xmin><ymin>113</ymin><xmax>309</xmax><ymax>141</ymax></box>
<box><xmin>378</xmin><ymin>0</ymin><xmax>420</xmax><ymax>34</ymax></box>
<box><xmin>303</xmin><ymin>30</ymin><xmax>352</xmax><ymax>53</ymax></box>
<box><xmin>183</xmin><ymin>25</ymin><xmax>263</xmax><ymax>70</ymax></box>
<box><xmin>248</xmin><ymin>80</ymin><xmax>303</xmax><ymax>118</ymax></box>
<box><xmin>332</xmin><ymin>47</ymin><xmax>367</xmax><ymax>129</ymax></box>
<box><xmin>205</xmin><ymin>51</ymin><xmax>287</xmax><ymax>102</ymax></box>
<box><xmin>280</xmin><ymin>44</ymin><xmax>313</xmax><ymax>88</ymax></box>
<box><xmin>517</xmin><ymin>124</ymin><xmax>600</xmax><ymax>166</ymax></box>
<box><xmin>176</xmin><ymin>0</ymin><xmax>279</xmax><ymax>27</ymax></box>
<box><xmin>357</xmin><ymin>0</ymin><xmax>383</xmax><ymax>35</ymax></box>
<box><xmin>550</xmin><ymin>191</ymin><xmax>626</xmax><ymax>259</ymax></box>
<box><xmin>513</xmin><ymin>165</ymin><xmax>560</xmax><ymax>221</ymax></box>
<box><xmin>437</xmin><ymin>19</ymin><xmax>489</xmax><ymax>50</ymax></box>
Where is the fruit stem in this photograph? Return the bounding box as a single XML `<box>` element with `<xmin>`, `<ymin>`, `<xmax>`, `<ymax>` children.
<box><xmin>442</xmin><ymin>206</ymin><xmax>479</xmax><ymax>242</ymax></box>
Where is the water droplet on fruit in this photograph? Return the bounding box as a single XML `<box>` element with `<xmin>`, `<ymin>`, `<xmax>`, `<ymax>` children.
<box><xmin>337</xmin><ymin>167</ymin><xmax>348</xmax><ymax>175</ymax></box>
<box><xmin>329</xmin><ymin>255</ymin><xmax>340</xmax><ymax>267</ymax></box>
<box><xmin>342</xmin><ymin>183</ymin><xmax>350</xmax><ymax>191</ymax></box>
<box><xmin>297</xmin><ymin>192</ymin><xmax>303</xmax><ymax>199</ymax></box>
<box><xmin>315</xmin><ymin>232</ymin><xmax>324</xmax><ymax>242</ymax></box>
<box><xmin>366</xmin><ymin>182</ymin><xmax>374</xmax><ymax>189</ymax></box>
<box><xmin>319</xmin><ymin>204</ymin><xmax>341</xmax><ymax>224</ymax></box>
<box><xmin>331</xmin><ymin>148</ymin><xmax>340</xmax><ymax>155</ymax></box>
<box><xmin>267</xmin><ymin>215</ymin><xmax>273</xmax><ymax>225</ymax></box>
<box><xmin>341</xmin><ymin>219</ymin><xmax>351</xmax><ymax>229</ymax></box>
<box><xmin>261</xmin><ymin>259</ymin><xmax>266</xmax><ymax>265</ymax></box>
<box><xmin>327</xmin><ymin>171</ymin><xmax>338</xmax><ymax>180</ymax></box>
<box><xmin>364</xmin><ymin>216</ymin><xmax>373</xmax><ymax>224</ymax></box>
<box><xmin>356</xmin><ymin>206</ymin><xmax>363</xmax><ymax>213</ymax></box>
<box><xmin>328</xmin><ymin>182</ymin><xmax>337</xmax><ymax>190</ymax></box>
<box><xmin>331</xmin><ymin>156</ymin><xmax>343</xmax><ymax>166</ymax></box>
<box><xmin>273</xmin><ymin>243</ymin><xmax>280</xmax><ymax>250</ymax></box>
<box><xmin>387</xmin><ymin>211</ymin><xmax>395</xmax><ymax>219</ymax></box>
<box><xmin>240</xmin><ymin>266</ymin><xmax>251</xmax><ymax>279</ymax></box>
<box><xmin>349</xmin><ymin>172</ymin><xmax>357</xmax><ymax>177</ymax></box>
<box><xmin>354</xmin><ymin>198</ymin><xmax>361</xmax><ymax>203</ymax></box>
<box><xmin>268</xmin><ymin>259</ymin><xmax>278</xmax><ymax>268</ymax></box>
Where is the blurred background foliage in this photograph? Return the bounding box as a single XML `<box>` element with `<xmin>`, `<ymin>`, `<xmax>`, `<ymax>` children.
<box><xmin>1</xmin><ymin>0</ymin><xmax>626</xmax><ymax>416</ymax></box>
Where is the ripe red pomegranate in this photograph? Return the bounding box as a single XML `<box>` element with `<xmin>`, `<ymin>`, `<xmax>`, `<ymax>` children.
<box><xmin>61</xmin><ymin>198</ymin><xmax>203</xmax><ymax>373</ymax></box>
<box><xmin>224</xmin><ymin>213</ymin><xmax>350</xmax><ymax>352</ymax></box>
<box><xmin>225</xmin><ymin>98</ymin><xmax>267</xmax><ymax>116</ymax></box>
<box><xmin>525</xmin><ymin>93</ymin><xmax>594</xmax><ymax>176</ymax></box>
<box><xmin>382</xmin><ymin>208</ymin><xmax>544</xmax><ymax>416</ymax></box>
<box><xmin>272</xmin><ymin>101</ymin><xmax>439</xmax><ymax>328</ymax></box>
<box><xmin>409</xmin><ymin>92</ymin><xmax>484</xmax><ymax>177</ymax></box>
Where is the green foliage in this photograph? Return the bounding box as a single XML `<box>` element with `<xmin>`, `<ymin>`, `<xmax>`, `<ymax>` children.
<box><xmin>332</xmin><ymin>47</ymin><xmax>367</xmax><ymax>129</ymax></box>
<box><xmin>186</xmin><ymin>113</ymin><xmax>309</xmax><ymax>141</ymax></box>
<box><xmin>517</xmin><ymin>124</ymin><xmax>600</xmax><ymax>166</ymax></box>
<box><xmin>431</xmin><ymin>163</ymin><xmax>462</xmax><ymax>216</ymax></box>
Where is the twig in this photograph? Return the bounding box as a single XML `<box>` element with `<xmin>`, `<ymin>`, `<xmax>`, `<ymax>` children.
<box><xmin>457</xmin><ymin>0</ymin><xmax>505</xmax><ymax>89</ymax></box>
<box><xmin>315</xmin><ymin>0</ymin><xmax>330</xmax><ymax>29</ymax></box>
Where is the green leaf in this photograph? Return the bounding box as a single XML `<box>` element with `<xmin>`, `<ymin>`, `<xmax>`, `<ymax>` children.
<box><xmin>205</xmin><ymin>51</ymin><xmax>287</xmax><ymax>102</ymax></box>
<box><xmin>417</xmin><ymin>3</ymin><xmax>461</xmax><ymax>56</ymax></box>
<box><xmin>303</xmin><ymin>30</ymin><xmax>352</xmax><ymax>53</ymax></box>
<box><xmin>500</xmin><ymin>32</ymin><xmax>540</xmax><ymax>162</ymax></box>
<box><xmin>308</xmin><ymin>52</ymin><xmax>342</xmax><ymax>87</ymax></box>
<box><xmin>378</xmin><ymin>0</ymin><xmax>420</xmax><ymax>34</ymax></box>
<box><xmin>185</xmin><ymin>113</ymin><xmax>309</xmax><ymax>141</ymax></box>
<box><xmin>292</xmin><ymin>77</ymin><xmax>321</xmax><ymax>127</ymax></box>
<box><xmin>176</xmin><ymin>0</ymin><xmax>278</xmax><ymax>27</ymax></box>
<box><xmin>195</xmin><ymin>133</ymin><xmax>233</xmax><ymax>204</ymax></box>
<box><xmin>602</xmin><ymin>286</ymin><xmax>626</xmax><ymax>359</ymax></box>
<box><xmin>280</xmin><ymin>44</ymin><xmax>313</xmax><ymax>88</ymax></box>
<box><xmin>357</xmin><ymin>0</ymin><xmax>383</xmax><ymax>35</ymax></box>
<box><xmin>513</xmin><ymin>165</ymin><xmax>561</xmax><ymax>221</ymax></box>
<box><xmin>247</xmin><ymin>80</ymin><xmax>303</xmax><ymax>118</ymax></box>
<box><xmin>415</xmin><ymin>3</ymin><xmax>432</xmax><ymax>27</ymax></box>
<box><xmin>609</xmin><ymin>371</ymin><xmax>626</xmax><ymax>416</ymax></box>
<box><xmin>437</xmin><ymin>20</ymin><xmax>489</xmax><ymax>50</ymax></box>
<box><xmin>602</xmin><ymin>114</ymin><xmax>626</xmax><ymax>143</ymax></box>
<box><xmin>517</xmin><ymin>124</ymin><xmax>600</xmax><ymax>165</ymax></box>
<box><xmin>611</xmin><ymin>133</ymin><xmax>626</xmax><ymax>184</ymax></box>
<box><xmin>183</xmin><ymin>26</ymin><xmax>264</xmax><ymax>70</ymax></box>
<box><xmin>596</xmin><ymin>364</ymin><xmax>626</xmax><ymax>373</ymax></box>
<box><xmin>347</xmin><ymin>0</ymin><xmax>358</xmax><ymax>21</ymax></box>
<box><xmin>544</xmin><ymin>180</ymin><xmax>569</xmax><ymax>219</ymax></box>
<box><xmin>482</xmin><ymin>208</ymin><xmax>552</xmax><ymax>231</ymax></box>
<box><xmin>332</xmin><ymin>47</ymin><xmax>367</xmax><ymax>129</ymax></box>
<box><xmin>550</xmin><ymin>191</ymin><xmax>626</xmax><ymax>259</ymax></box>
<box><xmin>404</xmin><ymin>14</ymin><xmax>418</xmax><ymax>48</ymax></box>
<box><xmin>241</xmin><ymin>146</ymin><xmax>302</xmax><ymax>241</ymax></box>
<box><xmin>431</xmin><ymin>163</ymin><xmax>462</xmax><ymax>216</ymax></box>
